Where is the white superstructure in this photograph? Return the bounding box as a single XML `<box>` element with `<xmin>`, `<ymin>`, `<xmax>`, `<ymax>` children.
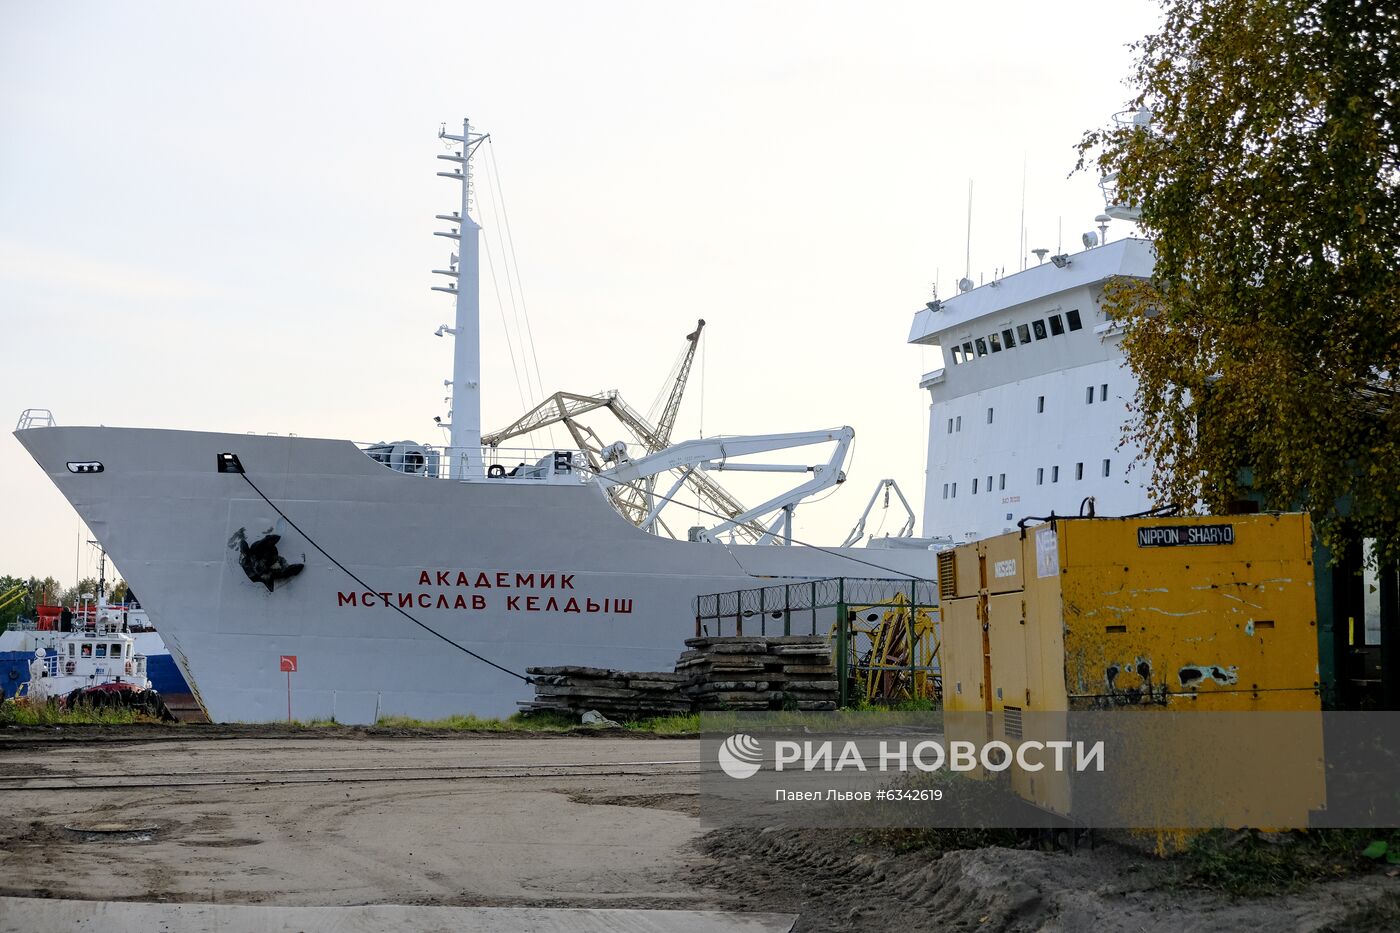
<box><xmin>908</xmin><ymin>237</ymin><xmax>1157</xmax><ymax>541</ymax></box>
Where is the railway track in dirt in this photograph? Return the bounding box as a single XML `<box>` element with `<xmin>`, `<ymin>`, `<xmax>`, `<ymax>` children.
<box><xmin>0</xmin><ymin>724</ymin><xmax>684</xmax><ymax>749</ymax></box>
<box><xmin>0</xmin><ymin>756</ymin><xmax>708</xmax><ymax>793</ymax></box>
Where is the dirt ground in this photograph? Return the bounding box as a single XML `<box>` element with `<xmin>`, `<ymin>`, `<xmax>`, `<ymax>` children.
<box><xmin>2</xmin><ymin>726</ymin><xmax>1399</xmax><ymax>931</ymax></box>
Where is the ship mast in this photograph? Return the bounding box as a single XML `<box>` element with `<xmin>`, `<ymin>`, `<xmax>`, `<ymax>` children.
<box><xmin>87</xmin><ymin>538</ymin><xmax>107</xmax><ymax>610</ymax></box>
<box><xmin>433</xmin><ymin>118</ymin><xmax>489</xmax><ymax>479</ymax></box>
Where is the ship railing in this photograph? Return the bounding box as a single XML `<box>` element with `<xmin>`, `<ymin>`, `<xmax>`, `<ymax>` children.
<box><xmin>694</xmin><ymin>576</ymin><xmax>942</xmax><ymax>708</ymax></box>
<box><xmin>356</xmin><ymin>442</ymin><xmax>593</xmax><ymax>483</ymax></box>
<box><xmin>79</xmin><ymin>620</ymin><xmax>128</xmax><ymax>636</ymax></box>
<box><xmin>5</xmin><ymin>618</ymin><xmax>131</xmax><ymax>636</ymax></box>
<box><xmin>15</xmin><ymin>408</ymin><xmax>57</xmax><ymax>430</ymax></box>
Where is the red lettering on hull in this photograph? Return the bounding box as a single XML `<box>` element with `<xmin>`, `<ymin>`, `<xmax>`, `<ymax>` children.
<box><xmin>336</xmin><ymin>573</ymin><xmax>633</xmax><ymax>617</ymax></box>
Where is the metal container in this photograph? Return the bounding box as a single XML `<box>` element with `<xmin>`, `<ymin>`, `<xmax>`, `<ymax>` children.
<box><xmin>937</xmin><ymin>513</ymin><xmax>1323</xmax><ymax>823</ymax></box>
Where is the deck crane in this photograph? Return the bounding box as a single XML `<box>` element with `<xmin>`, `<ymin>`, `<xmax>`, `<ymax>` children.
<box><xmin>482</xmin><ymin>320</ymin><xmax>768</xmax><ymax>542</ymax></box>
<box><xmin>841</xmin><ymin>479</ymin><xmax>917</xmax><ymax>547</ymax></box>
<box><xmin>623</xmin><ymin>318</ymin><xmax>704</xmax><ymax>531</ymax></box>
<box><xmin>652</xmin><ymin>318</ymin><xmax>704</xmax><ymax>448</ymax></box>
<box><xmin>597</xmin><ymin>427</ymin><xmax>853</xmax><ymax>545</ymax></box>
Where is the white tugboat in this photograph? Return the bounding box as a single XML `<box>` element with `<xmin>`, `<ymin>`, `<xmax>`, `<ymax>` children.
<box><xmin>17</xmin><ymin>609</ymin><xmax>155</xmax><ymax>710</ymax></box>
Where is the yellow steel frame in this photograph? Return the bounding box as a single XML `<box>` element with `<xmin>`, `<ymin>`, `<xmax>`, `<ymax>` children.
<box><xmin>830</xmin><ymin>593</ymin><xmax>941</xmax><ymax>703</ymax></box>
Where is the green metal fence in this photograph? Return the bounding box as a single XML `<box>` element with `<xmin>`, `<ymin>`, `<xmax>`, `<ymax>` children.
<box><xmin>694</xmin><ymin>577</ymin><xmax>942</xmax><ymax>707</ymax></box>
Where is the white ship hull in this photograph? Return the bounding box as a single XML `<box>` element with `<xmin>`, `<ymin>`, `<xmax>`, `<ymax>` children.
<box><xmin>17</xmin><ymin>425</ymin><xmax>932</xmax><ymax>723</ymax></box>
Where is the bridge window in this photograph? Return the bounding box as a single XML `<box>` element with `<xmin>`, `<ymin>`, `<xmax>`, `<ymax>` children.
<box><xmin>1049</xmin><ymin>314</ymin><xmax>1065</xmax><ymax>336</ymax></box>
<box><xmin>95</xmin><ymin>644</ymin><xmax>107</xmax><ymax>658</ymax></box>
<box><xmin>1067</xmin><ymin>309</ymin><xmax>1083</xmax><ymax>331</ymax></box>
<box><xmin>1002</xmin><ymin>328</ymin><xmax>1016</xmax><ymax>348</ymax></box>
<box><xmin>81</xmin><ymin>644</ymin><xmax>92</xmax><ymax>658</ymax></box>
<box><xmin>951</xmin><ymin>346</ymin><xmax>963</xmax><ymax>365</ymax></box>
<box><xmin>975</xmin><ymin>338</ymin><xmax>988</xmax><ymax>357</ymax></box>
<box><xmin>1032</xmin><ymin>320</ymin><xmax>1047</xmax><ymax>340</ymax></box>
<box><xmin>1017</xmin><ymin>323</ymin><xmax>1032</xmax><ymax>344</ymax></box>
<box><xmin>988</xmin><ymin>332</ymin><xmax>1003</xmax><ymax>352</ymax></box>
<box><xmin>962</xmin><ymin>341</ymin><xmax>974</xmax><ymax>360</ymax></box>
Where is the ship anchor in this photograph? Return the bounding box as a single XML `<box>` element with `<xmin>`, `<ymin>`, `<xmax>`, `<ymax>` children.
<box><xmin>228</xmin><ymin>528</ymin><xmax>305</xmax><ymax>592</ymax></box>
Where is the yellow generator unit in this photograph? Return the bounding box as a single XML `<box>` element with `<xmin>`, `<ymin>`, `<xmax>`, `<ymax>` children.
<box><xmin>937</xmin><ymin>512</ymin><xmax>1323</xmax><ymax>825</ymax></box>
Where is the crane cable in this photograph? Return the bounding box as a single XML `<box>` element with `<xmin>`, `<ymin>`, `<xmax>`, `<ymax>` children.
<box><xmin>479</xmin><ymin>233</ymin><xmax>529</xmax><ymax>414</ymax></box>
<box><xmin>486</xmin><ymin>139</ymin><xmax>555</xmax><ymax>448</ymax></box>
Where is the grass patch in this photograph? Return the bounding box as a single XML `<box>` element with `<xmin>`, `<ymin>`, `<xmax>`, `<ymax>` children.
<box><xmin>0</xmin><ymin>700</ymin><xmax>154</xmax><ymax>726</ymax></box>
<box><xmin>624</xmin><ymin>713</ymin><xmax>701</xmax><ymax>734</ymax></box>
<box><xmin>287</xmin><ymin>718</ymin><xmax>343</xmax><ymax>729</ymax></box>
<box><xmin>693</xmin><ymin>707</ymin><xmax>943</xmax><ymax>735</ymax></box>
<box><xmin>375</xmin><ymin>711</ymin><xmax>578</xmax><ymax>732</ymax></box>
<box><xmin>373</xmin><ymin>710</ymin><xmax>702</xmax><ymax>734</ymax></box>
<box><xmin>848</xmin><ymin>697</ymin><xmax>940</xmax><ymax>713</ymax></box>
<box><xmin>1177</xmin><ymin>829</ymin><xmax>1373</xmax><ymax>895</ymax></box>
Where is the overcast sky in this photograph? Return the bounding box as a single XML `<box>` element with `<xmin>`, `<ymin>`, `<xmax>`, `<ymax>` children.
<box><xmin>0</xmin><ymin>0</ymin><xmax>1159</xmax><ymax>584</ymax></box>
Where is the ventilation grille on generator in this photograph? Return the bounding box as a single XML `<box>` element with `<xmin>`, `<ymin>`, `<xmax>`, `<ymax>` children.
<box><xmin>1002</xmin><ymin>705</ymin><xmax>1023</xmax><ymax>740</ymax></box>
<box><xmin>937</xmin><ymin>551</ymin><xmax>957</xmax><ymax>600</ymax></box>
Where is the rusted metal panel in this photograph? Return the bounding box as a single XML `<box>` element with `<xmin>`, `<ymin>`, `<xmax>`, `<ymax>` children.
<box><xmin>942</xmin><ymin>513</ymin><xmax>1321</xmax><ymax>713</ymax></box>
<box><xmin>1058</xmin><ymin>513</ymin><xmax>1320</xmax><ymax>712</ymax></box>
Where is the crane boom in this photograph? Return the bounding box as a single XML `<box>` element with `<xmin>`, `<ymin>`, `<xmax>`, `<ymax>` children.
<box><xmin>654</xmin><ymin>319</ymin><xmax>704</xmax><ymax>448</ymax></box>
<box><xmin>605</xmin><ymin>395</ymin><xmax>766</xmax><ymax>541</ymax></box>
<box><xmin>481</xmin><ymin>391</ymin><xmax>616</xmax><ymax>447</ymax></box>
<box><xmin>598</xmin><ymin>427</ymin><xmax>853</xmax><ymax>543</ymax></box>
<box><xmin>478</xmin><ymin>320</ymin><xmax>768</xmax><ymax>542</ymax></box>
